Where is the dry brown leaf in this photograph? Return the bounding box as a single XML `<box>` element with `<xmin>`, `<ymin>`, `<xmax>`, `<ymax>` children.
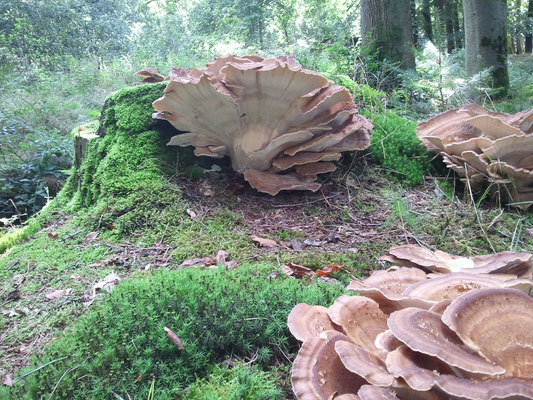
<box><xmin>6</xmin><ymin>289</ymin><xmax>20</xmax><ymax>301</ymax></box>
<box><xmin>48</xmin><ymin>232</ymin><xmax>58</xmax><ymax>239</ymax></box>
<box><xmin>186</xmin><ymin>209</ymin><xmax>198</xmax><ymax>220</ymax></box>
<box><xmin>84</xmin><ymin>231</ymin><xmax>99</xmax><ymax>242</ymax></box>
<box><xmin>281</xmin><ymin>262</ymin><xmax>314</xmax><ymax>278</ymax></box>
<box><xmin>164</xmin><ymin>326</ymin><xmax>184</xmax><ymax>350</ymax></box>
<box><xmin>45</xmin><ymin>289</ymin><xmax>72</xmax><ymax>301</ymax></box>
<box><xmin>2</xmin><ymin>373</ymin><xmax>13</xmax><ymax>386</ymax></box>
<box><xmin>316</xmin><ymin>264</ymin><xmax>344</xmax><ymax>276</ymax></box>
<box><xmin>251</xmin><ymin>235</ymin><xmax>278</xmax><ymax>248</ymax></box>
<box><xmin>93</xmin><ymin>272</ymin><xmax>121</xmax><ymax>294</ymax></box>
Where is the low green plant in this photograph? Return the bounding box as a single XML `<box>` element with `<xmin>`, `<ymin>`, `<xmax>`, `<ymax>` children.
<box><xmin>7</xmin><ymin>265</ymin><xmax>344</xmax><ymax>400</ymax></box>
<box><xmin>182</xmin><ymin>363</ymin><xmax>285</xmax><ymax>400</ymax></box>
<box><xmin>364</xmin><ymin>110</ymin><xmax>430</xmax><ymax>185</ymax></box>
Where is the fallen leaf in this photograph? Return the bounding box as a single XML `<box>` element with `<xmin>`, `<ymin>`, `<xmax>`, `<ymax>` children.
<box><xmin>108</xmin><ymin>224</ymin><xmax>115</xmax><ymax>230</ymax></box>
<box><xmin>93</xmin><ymin>272</ymin><xmax>121</xmax><ymax>294</ymax></box>
<box><xmin>251</xmin><ymin>235</ymin><xmax>278</xmax><ymax>248</ymax></box>
<box><xmin>2</xmin><ymin>373</ymin><xmax>13</xmax><ymax>386</ymax></box>
<box><xmin>303</xmin><ymin>239</ymin><xmax>322</xmax><ymax>247</ymax></box>
<box><xmin>48</xmin><ymin>232</ymin><xmax>58</xmax><ymax>239</ymax></box>
<box><xmin>290</xmin><ymin>240</ymin><xmax>303</xmax><ymax>251</ymax></box>
<box><xmin>134</xmin><ymin>373</ymin><xmax>143</xmax><ymax>384</ymax></box>
<box><xmin>267</xmin><ymin>271</ymin><xmax>279</xmax><ymax>280</ymax></box>
<box><xmin>45</xmin><ymin>289</ymin><xmax>72</xmax><ymax>301</ymax></box>
<box><xmin>215</xmin><ymin>250</ymin><xmax>230</xmax><ymax>264</ymax></box>
<box><xmin>6</xmin><ymin>289</ymin><xmax>20</xmax><ymax>301</ymax></box>
<box><xmin>186</xmin><ymin>209</ymin><xmax>198</xmax><ymax>220</ymax></box>
<box><xmin>180</xmin><ymin>257</ymin><xmax>213</xmax><ymax>267</ymax></box>
<box><xmin>85</xmin><ymin>231</ymin><xmax>99</xmax><ymax>242</ymax></box>
<box><xmin>316</xmin><ymin>264</ymin><xmax>344</xmax><ymax>276</ymax></box>
<box><xmin>281</xmin><ymin>262</ymin><xmax>313</xmax><ymax>278</ymax></box>
<box><xmin>163</xmin><ymin>326</ymin><xmax>184</xmax><ymax>350</ymax></box>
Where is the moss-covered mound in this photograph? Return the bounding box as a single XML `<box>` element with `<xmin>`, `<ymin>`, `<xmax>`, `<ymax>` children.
<box><xmin>9</xmin><ymin>265</ymin><xmax>344</xmax><ymax>400</ymax></box>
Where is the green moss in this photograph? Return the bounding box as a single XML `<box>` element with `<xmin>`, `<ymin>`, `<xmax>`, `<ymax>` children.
<box><xmin>182</xmin><ymin>363</ymin><xmax>285</xmax><ymax>400</ymax></box>
<box><xmin>8</xmin><ymin>265</ymin><xmax>345</xmax><ymax>400</ymax></box>
<box><xmin>364</xmin><ymin>110</ymin><xmax>430</xmax><ymax>185</ymax></box>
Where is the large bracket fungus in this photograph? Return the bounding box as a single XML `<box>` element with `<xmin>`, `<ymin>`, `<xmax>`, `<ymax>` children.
<box><xmin>151</xmin><ymin>55</ymin><xmax>372</xmax><ymax>195</ymax></box>
<box><xmin>288</xmin><ymin>246</ymin><xmax>533</xmax><ymax>400</ymax></box>
<box><xmin>417</xmin><ymin>105</ymin><xmax>533</xmax><ymax>208</ymax></box>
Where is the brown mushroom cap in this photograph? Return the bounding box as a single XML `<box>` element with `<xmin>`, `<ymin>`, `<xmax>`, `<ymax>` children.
<box><xmin>465</xmin><ymin>115</ymin><xmax>525</xmax><ymax>139</ymax></box>
<box><xmin>401</xmin><ymin>272</ymin><xmax>504</xmax><ymax>302</ymax></box>
<box><xmin>292</xmin><ymin>332</ymin><xmax>366</xmax><ymax>400</ymax></box>
<box><xmin>434</xmin><ymin>374</ymin><xmax>533</xmax><ymax>400</ymax></box>
<box><xmin>469</xmin><ymin>252</ymin><xmax>533</xmax><ymax>277</ymax></box>
<box><xmin>374</xmin><ymin>330</ymin><xmax>402</xmax><ymax>353</ymax></box>
<box><xmin>484</xmin><ymin>134</ymin><xmax>533</xmax><ymax>170</ymax></box>
<box><xmin>153</xmin><ymin>55</ymin><xmax>371</xmax><ymax>195</ymax></box>
<box><xmin>388</xmin><ymin>308</ymin><xmax>505</xmax><ymax>375</ymax></box>
<box><xmin>385</xmin><ymin>245</ymin><xmax>458</xmax><ymax>273</ymax></box>
<box><xmin>357</xmin><ymin>385</ymin><xmax>400</xmax><ymax>400</ymax></box>
<box><xmin>441</xmin><ymin>288</ymin><xmax>533</xmax><ymax>378</ymax></box>
<box><xmin>288</xmin><ymin>303</ymin><xmax>343</xmax><ymax>342</ymax></box>
<box><xmin>385</xmin><ymin>345</ymin><xmax>453</xmax><ymax>391</ymax></box>
<box><xmin>243</xmin><ymin>170</ymin><xmax>321</xmax><ymax>196</ymax></box>
<box><xmin>327</xmin><ymin>295</ymin><xmax>388</xmax><ymax>353</ymax></box>
<box><xmin>335</xmin><ymin>340</ymin><xmax>395</xmax><ymax>386</ymax></box>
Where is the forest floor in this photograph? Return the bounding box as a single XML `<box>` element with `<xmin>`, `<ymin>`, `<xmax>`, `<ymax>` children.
<box><xmin>2</xmin><ymin>162</ymin><xmax>532</xmax><ymax>394</ymax></box>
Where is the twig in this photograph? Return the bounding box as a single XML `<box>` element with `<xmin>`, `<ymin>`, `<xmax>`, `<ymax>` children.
<box><xmin>48</xmin><ymin>357</ymin><xmax>87</xmax><ymax>400</ymax></box>
<box><xmin>59</xmin><ymin>230</ymin><xmax>83</xmax><ymax>242</ymax></box>
<box><xmin>14</xmin><ymin>356</ymin><xmax>68</xmax><ymax>383</ymax></box>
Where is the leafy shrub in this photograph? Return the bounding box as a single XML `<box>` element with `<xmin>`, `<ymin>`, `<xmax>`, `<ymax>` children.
<box><xmin>0</xmin><ymin>112</ymin><xmax>72</xmax><ymax>220</ymax></box>
<box><xmin>363</xmin><ymin>110</ymin><xmax>430</xmax><ymax>185</ymax></box>
<box><xmin>10</xmin><ymin>265</ymin><xmax>344</xmax><ymax>400</ymax></box>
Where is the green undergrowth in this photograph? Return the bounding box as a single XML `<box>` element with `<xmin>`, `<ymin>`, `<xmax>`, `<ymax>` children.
<box><xmin>182</xmin><ymin>363</ymin><xmax>286</xmax><ymax>400</ymax></box>
<box><xmin>363</xmin><ymin>110</ymin><xmax>431</xmax><ymax>185</ymax></box>
<box><xmin>6</xmin><ymin>265</ymin><xmax>345</xmax><ymax>400</ymax></box>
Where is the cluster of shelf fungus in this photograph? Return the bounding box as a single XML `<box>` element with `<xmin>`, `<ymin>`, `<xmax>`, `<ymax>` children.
<box><xmin>142</xmin><ymin>55</ymin><xmax>372</xmax><ymax>195</ymax></box>
<box><xmin>417</xmin><ymin>105</ymin><xmax>533</xmax><ymax>209</ymax></box>
<box><xmin>288</xmin><ymin>245</ymin><xmax>533</xmax><ymax>400</ymax></box>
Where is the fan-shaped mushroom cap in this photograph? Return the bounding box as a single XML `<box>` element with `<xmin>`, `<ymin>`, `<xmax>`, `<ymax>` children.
<box><xmin>357</xmin><ymin>385</ymin><xmax>400</xmax><ymax>400</ymax></box>
<box><xmin>385</xmin><ymin>245</ymin><xmax>461</xmax><ymax>273</ymax></box>
<box><xmin>416</xmin><ymin>109</ymin><xmax>482</xmax><ymax>150</ymax></box>
<box><xmin>388</xmin><ymin>308</ymin><xmax>505</xmax><ymax>375</ymax></box>
<box><xmin>347</xmin><ymin>268</ymin><xmax>432</xmax><ymax>313</ymax></box>
<box><xmin>335</xmin><ymin>340</ymin><xmax>395</xmax><ymax>386</ymax></box>
<box><xmin>243</xmin><ymin>170</ymin><xmax>321</xmax><ymax>196</ymax></box>
<box><xmin>469</xmin><ymin>252</ymin><xmax>533</xmax><ymax>277</ymax></box>
<box><xmin>466</xmin><ymin>115</ymin><xmax>525</xmax><ymax>139</ymax></box>
<box><xmin>441</xmin><ymin>288</ymin><xmax>533</xmax><ymax>378</ymax></box>
<box><xmin>292</xmin><ymin>332</ymin><xmax>367</xmax><ymax>400</ymax></box>
<box><xmin>295</xmin><ymin>162</ymin><xmax>337</xmax><ymax>179</ymax></box>
<box><xmin>348</xmin><ymin>267</ymin><xmax>428</xmax><ymax>296</ymax></box>
<box><xmin>434</xmin><ymin>374</ymin><xmax>533</xmax><ymax>400</ymax></box>
<box><xmin>154</xmin><ymin>55</ymin><xmax>371</xmax><ymax>195</ymax></box>
<box><xmin>386</xmin><ymin>345</ymin><xmax>453</xmax><ymax>391</ymax></box>
<box><xmin>401</xmin><ymin>272</ymin><xmax>504</xmax><ymax>302</ymax></box>
<box><xmin>375</xmin><ymin>330</ymin><xmax>402</xmax><ymax>353</ymax></box>
<box><xmin>327</xmin><ymin>296</ymin><xmax>388</xmax><ymax>353</ymax></box>
<box><xmin>335</xmin><ymin>395</ymin><xmax>361</xmax><ymax>400</ymax></box>
<box><xmin>288</xmin><ymin>303</ymin><xmax>343</xmax><ymax>342</ymax></box>
<box><xmin>428</xmin><ymin>299</ymin><xmax>452</xmax><ymax>315</ymax></box>
<box><xmin>136</xmin><ymin>67</ymin><xmax>166</xmax><ymax>83</ymax></box>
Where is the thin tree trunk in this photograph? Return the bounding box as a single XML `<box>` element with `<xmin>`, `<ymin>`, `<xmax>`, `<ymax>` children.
<box><xmin>411</xmin><ymin>0</ymin><xmax>419</xmax><ymax>46</ymax></box>
<box><xmin>422</xmin><ymin>0</ymin><xmax>433</xmax><ymax>41</ymax></box>
<box><xmin>463</xmin><ymin>0</ymin><xmax>509</xmax><ymax>94</ymax></box>
<box><xmin>361</xmin><ymin>0</ymin><xmax>415</xmax><ymax>70</ymax></box>
<box><xmin>452</xmin><ymin>0</ymin><xmax>463</xmax><ymax>48</ymax></box>
<box><xmin>516</xmin><ymin>0</ymin><xmax>523</xmax><ymax>54</ymax></box>
<box><xmin>526</xmin><ymin>0</ymin><xmax>533</xmax><ymax>53</ymax></box>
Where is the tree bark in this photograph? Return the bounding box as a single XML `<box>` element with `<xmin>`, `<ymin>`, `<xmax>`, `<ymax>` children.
<box><xmin>411</xmin><ymin>0</ymin><xmax>419</xmax><ymax>46</ymax></box>
<box><xmin>463</xmin><ymin>0</ymin><xmax>509</xmax><ymax>94</ymax></box>
<box><xmin>526</xmin><ymin>0</ymin><xmax>533</xmax><ymax>53</ymax></box>
<box><xmin>421</xmin><ymin>0</ymin><xmax>433</xmax><ymax>41</ymax></box>
<box><xmin>452</xmin><ymin>0</ymin><xmax>463</xmax><ymax>48</ymax></box>
<box><xmin>361</xmin><ymin>0</ymin><xmax>415</xmax><ymax>70</ymax></box>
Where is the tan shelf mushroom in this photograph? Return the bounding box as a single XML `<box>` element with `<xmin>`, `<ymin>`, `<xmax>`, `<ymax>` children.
<box><xmin>289</xmin><ymin>246</ymin><xmax>533</xmax><ymax>400</ymax></box>
<box><xmin>152</xmin><ymin>55</ymin><xmax>371</xmax><ymax>195</ymax></box>
<box><xmin>417</xmin><ymin>105</ymin><xmax>533</xmax><ymax>208</ymax></box>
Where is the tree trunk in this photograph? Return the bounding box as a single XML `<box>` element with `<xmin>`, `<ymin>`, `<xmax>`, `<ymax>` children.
<box><xmin>361</xmin><ymin>0</ymin><xmax>415</xmax><ymax>70</ymax></box>
<box><xmin>516</xmin><ymin>0</ymin><xmax>522</xmax><ymax>54</ymax></box>
<box><xmin>463</xmin><ymin>0</ymin><xmax>509</xmax><ymax>94</ymax></box>
<box><xmin>452</xmin><ymin>0</ymin><xmax>463</xmax><ymax>48</ymax></box>
<box><xmin>411</xmin><ymin>0</ymin><xmax>419</xmax><ymax>46</ymax></box>
<box><xmin>526</xmin><ymin>0</ymin><xmax>533</xmax><ymax>53</ymax></box>
<box><xmin>422</xmin><ymin>0</ymin><xmax>433</xmax><ymax>41</ymax></box>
